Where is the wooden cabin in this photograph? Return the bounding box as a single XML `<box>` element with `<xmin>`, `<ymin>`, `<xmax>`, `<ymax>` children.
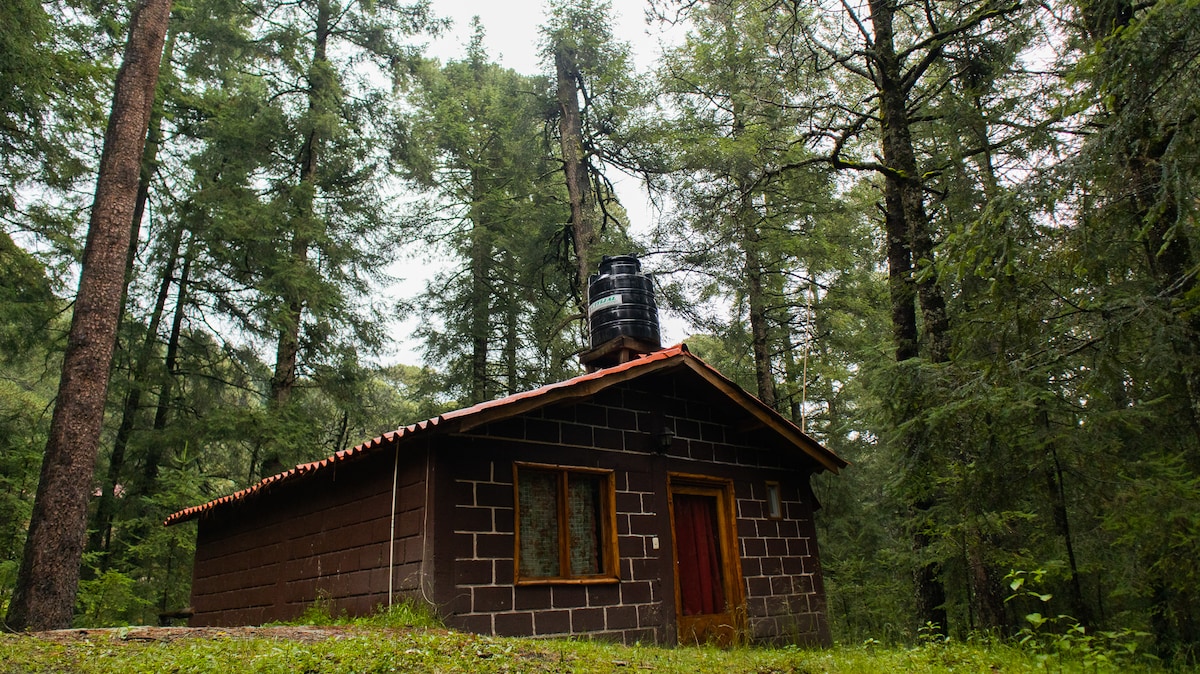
<box><xmin>166</xmin><ymin>343</ymin><xmax>846</xmax><ymax>645</ymax></box>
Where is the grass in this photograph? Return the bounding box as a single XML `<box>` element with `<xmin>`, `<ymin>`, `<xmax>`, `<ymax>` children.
<box><xmin>1</xmin><ymin>630</ymin><xmax>1180</xmax><ymax>673</ymax></box>
<box><xmin>0</xmin><ymin>628</ymin><xmax>1176</xmax><ymax>671</ymax></box>
<box><xmin>0</xmin><ymin>605</ymin><xmax>1180</xmax><ymax>674</ymax></box>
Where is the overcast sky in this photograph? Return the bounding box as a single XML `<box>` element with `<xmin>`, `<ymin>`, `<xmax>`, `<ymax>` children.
<box><xmin>413</xmin><ymin>0</ymin><xmax>679</xmax><ymax>242</ymax></box>
<box><xmin>422</xmin><ymin>0</ymin><xmax>668</xmax><ymax>75</ymax></box>
<box><xmin>386</xmin><ymin>0</ymin><xmax>689</xmax><ymax>364</ymax></box>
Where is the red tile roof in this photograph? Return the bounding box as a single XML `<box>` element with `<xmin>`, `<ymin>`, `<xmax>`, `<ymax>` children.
<box><xmin>164</xmin><ymin>343</ymin><xmax>844</xmax><ymax>526</ymax></box>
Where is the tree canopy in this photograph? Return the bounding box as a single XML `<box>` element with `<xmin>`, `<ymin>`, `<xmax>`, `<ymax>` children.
<box><xmin>2</xmin><ymin>0</ymin><xmax>1200</xmax><ymax>660</ymax></box>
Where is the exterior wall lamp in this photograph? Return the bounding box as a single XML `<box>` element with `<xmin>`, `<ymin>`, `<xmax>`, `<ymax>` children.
<box><xmin>655</xmin><ymin>426</ymin><xmax>675</xmax><ymax>453</ymax></box>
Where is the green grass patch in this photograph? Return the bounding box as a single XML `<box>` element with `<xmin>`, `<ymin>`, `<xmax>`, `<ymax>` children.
<box><xmin>277</xmin><ymin>597</ymin><xmax>443</xmax><ymax>630</ymax></box>
<box><xmin>0</xmin><ymin>626</ymin><xmax>1179</xmax><ymax>674</ymax></box>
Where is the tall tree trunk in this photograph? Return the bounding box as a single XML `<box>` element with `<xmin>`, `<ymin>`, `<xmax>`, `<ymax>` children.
<box><xmin>782</xmin><ymin>309</ymin><xmax>804</xmax><ymax>426</ymax></box>
<box><xmin>1081</xmin><ymin>0</ymin><xmax>1200</xmax><ymax>436</ymax></box>
<box><xmin>142</xmin><ymin>243</ymin><xmax>192</xmax><ymax>487</ymax></box>
<box><xmin>469</xmin><ymin>175</ymin><xmax>491</xmax><ymax>405</ymax></box>
<box><xmin>87</xmin><ymin>45</ymin><xmax>175</xmax><ymax>565</ymax></box>
<box><xmin>868</xmin><ymin>0</ymin><xmax>949</xmax><ymax>632</ymax></box>
<box><xmin>743</xmin><ymin>196</ymin><xmax>777</xmax><ymax>409</ymax></box>
<box><xmin>270</xmin><ymin>0</ymin><xmax>330</xmax><ymax>407</ymax></box>
<box><xmin>269</xmin><ymin>280</ymin><xmax>304</xmax><ymax>406</ymax></box>
<box><xmin>504</xmin><ymin>290</ymin><xmax>518</xmax><ymax>396</ymax></box>
<box><xmin>88</xmin><ymin>222</ymin><xmax>182</xmax><ymax>564</ymax></box>
<box><xmin>1132</xmin><ymin>132</ymin><xmax>1200</xmax><ymax>431</ymax></box>
<box><xmin>730</xmin><ymin>70</ymin><xmax>776</xmax><ymax>410</ymax></box>
<box><xmin>5</xmin><ymin>0</ymin><xmax>172</xmax><ymax>631</ymax></box>
<box><xmin>967</xmin><ymin>529</ymin><xmax>1005</xmax><ymax>631</ymax></box>
<box><xmin>122</xmin><ymin>28</ymin><xmax>172</xmax><ymax>293</ymax></box>
<box><xmin>1046</xmin><ymin>437</ymin><xmax>1089</xmax><ymax>625</ymax></box>
<box><xmin>884</xmin><ymin>176</ymin><xmax>919</xmax><ymax>361</ymax></box>
<box><xmin>555</xmin><ymin>46</ymin><xmax>597</xmax><ymax>299</ymax></box>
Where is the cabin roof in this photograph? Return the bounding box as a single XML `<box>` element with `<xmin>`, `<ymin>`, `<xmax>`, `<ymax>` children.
<box><xmin>164</xmin><ymin>343</ymin><xmax>846</xmax><ymax>526</ymax></box>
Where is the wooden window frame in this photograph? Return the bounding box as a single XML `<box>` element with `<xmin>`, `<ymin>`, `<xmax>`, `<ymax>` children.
<box><xmin>513</xmin><ymin>461</ymin><xmax>620</xmax><ymax>585</ymax></box>
<box><xmin>765</xmin><ymin>481</ymin><xmax>783</xmax><ymax>520</ymax></box>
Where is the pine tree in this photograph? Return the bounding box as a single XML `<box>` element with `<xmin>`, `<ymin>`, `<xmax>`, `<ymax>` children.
<box><xmin>6</xmin><ymin>0</ymin><xmax>173</xmax><ymax>631</ymax></box>
<box><xmin>542</xmin><ymin>0</ymin><xmax>646</xmax><ymax>309</ymax></box>
<box><xmin>402</xmin><ymin>24</ymin><xmax>575</xmax><ymax>402</ymax></box>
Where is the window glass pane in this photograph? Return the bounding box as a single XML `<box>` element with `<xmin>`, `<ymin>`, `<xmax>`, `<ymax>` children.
<box><xmin>519</xmin><ymin>470</ymin><xmax>560</xmax><ymax>577</ymax></box>
<box><xmin>766</xmin><ymin>482</ymin><xmax>782</xmax><ymax>519</ymax></box>
<box><xmin>567</xmin><ymin>474</ymin><xmax>603</xmax><ymax>575</ymax></box>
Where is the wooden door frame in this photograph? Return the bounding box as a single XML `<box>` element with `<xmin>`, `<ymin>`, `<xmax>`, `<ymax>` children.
<box><xmin>667</xmin><ymin>472</ymin><xmax>745</xmax><ymax>644</ymax></box>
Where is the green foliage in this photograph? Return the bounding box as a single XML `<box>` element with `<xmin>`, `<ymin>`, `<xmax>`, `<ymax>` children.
<box><xmin>0</xmin><ymin>232</ymin><xmax>58</xmax><ymax>357</ymax></box>
<box><xmin>1008</xmin><ymin>570</ymin><xmax>1157</xmax><ymax>670</ymax></box>
<box><xmin>400</xmin><ymin>30</ymin><xmax>587</xmax><ymax>401</ymax></box>
<box><xmin>0</xmin><ymin>627</ymin><xmax>1177</xmax><ymax>674</ymax></box>
<box><xmin>354</xmin><ymin>601</ymin><xmax>443</xmax><ymax>630</ymax></box>
<box><xmin>0</xmin><ymin>335</ymin><xmax>59</xmax><ymax>616</ymax></box>
<box><xmin>541</xmin><ymin>0</ymin><xmax>651</xmax><ymax>181</ymax></box>
<box><xmin>0</xmin><ymin>0</ymin><xmax>107</xmax><ymax>209</ymax></box>
<box><xmin>75</xmin><ymin>569</ymin><xmax>151</xmax><ymax>628</ymax></box>
<box><xmin>2</xmin><ymin>0</ymin><xmax>1200</xmax><ymax>659</ymax></box>
<box><xmin>284</xmin><ymin>596</ymin><xmax>443</xmax><ymax>629</ymax></box>
<box><xmin>291</xmin><ymin>591</ymin><xmax>344</xmax><ymax>625</ymax></box>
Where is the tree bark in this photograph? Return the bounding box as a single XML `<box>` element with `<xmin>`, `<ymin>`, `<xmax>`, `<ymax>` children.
<box><xmin>143</xmin><ymin>244</ymin><xmax>192</xmax><ymax>486</ymax></box>
<box><xmin>5</xmin><ymin>0</ymin><xmax>172</xmax><ymax>631</ymax></box>
<box><xmin>967</xmin><ymin>531</ymin><xmax>1005</xmax><ymax>631</ymax></box>
<box><xmin>1131</xmin><ymin>131</ymin><xmax>1200</xmax><ymax>435</ymax></box>
<box><xmin>87</xmin><ymin>51</ymin><xmax>175</xmax><ymax>565</ymax></box>
<box><xmin>555</xmin><ymin>46</ymin><xmax>598</xmax><ymax>298</ymax></box>
<box><xmin>469</xmin><ymin>171</ymin><xmax>491</xmax><ymax>405</ymax></box>
<box><xmin>743</xmin><ymin>198</ymin><xmax>777</xmax><ymax>409</ymax></box>
<box><xmin>270</xmin><ymin>0</ymin><xmax>330</xmax><ymax>407</ymax></box>
<box><xmin>88</xmin><ymin>222</ymin><xmax>182</xmax><ymax>564</ymax></box>
<box><xmin>504</xmin><ymin>288</ymin><xmax>519</xmax><ymax>396</ymax></box>
<box><xmin>868</xmin><ymin>0</ymin><xmax>949</xmax><ymax>632</ymax></box>
<box><xmin>1047</xmin><ymin>439</ymin><xmax>1089</xmax><ymax>625</ymax></box>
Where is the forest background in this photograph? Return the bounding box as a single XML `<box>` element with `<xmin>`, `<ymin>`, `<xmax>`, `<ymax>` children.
<box><xmin>2</xmin><ymin>0</ymin><xmax>1199</xmax><ymax>663</ymax></box>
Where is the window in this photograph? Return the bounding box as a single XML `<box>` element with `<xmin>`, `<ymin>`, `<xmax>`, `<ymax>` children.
<box><xmin>513</xmin><ymin>462</ymin><xmax>618</xmax><ymax>583</ymax></box>
<box><xmin>765</xmin><ymin>481</ymin><xmax>783</xmax><ymax>519</ymax></box>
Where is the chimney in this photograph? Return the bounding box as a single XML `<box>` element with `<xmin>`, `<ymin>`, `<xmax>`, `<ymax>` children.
<box><xmin>579</xmin><ymin>254</ymin><xmax>662</xmax><ymax>372</ymax></box>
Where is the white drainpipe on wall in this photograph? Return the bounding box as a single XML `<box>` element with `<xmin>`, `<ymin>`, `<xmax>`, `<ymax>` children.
<box><xmin>388</xmin><ymin>444</ymin><xmax>400</xmax><ymax>607</ymax></box>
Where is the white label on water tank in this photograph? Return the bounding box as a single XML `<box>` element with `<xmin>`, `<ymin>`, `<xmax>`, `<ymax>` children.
<box><xmin>588</xmin><ymin>294</ymin><xmax>623</xmax><ymax>316</ymax></box>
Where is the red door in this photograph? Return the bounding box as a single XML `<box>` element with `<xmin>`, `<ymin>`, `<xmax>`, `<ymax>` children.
<box><xmin>669</xmin><ymin>477</ymin><xmax>743</xmax><ymax>645</ymax></box>
<box><xmin>674</xmin><ymin>494</ymin><xmax>725</xmax><ymax>616</ymax></box>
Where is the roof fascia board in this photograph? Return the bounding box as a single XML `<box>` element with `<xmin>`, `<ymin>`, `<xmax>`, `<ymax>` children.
<box><xmin>677</xmin><ymin>359</ymin><xmax>846</xmax><ymax>473</ymax></box>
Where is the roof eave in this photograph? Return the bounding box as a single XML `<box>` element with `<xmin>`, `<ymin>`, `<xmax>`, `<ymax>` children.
<box><xmin>675</xmin><ymin>358</ymin><xmax>847</xmax><ymax>474</ymax></box>
<box><xmin>163</xmin><ymin>343</ymin><xmax>846</xmax><ymax>526</ymax></box>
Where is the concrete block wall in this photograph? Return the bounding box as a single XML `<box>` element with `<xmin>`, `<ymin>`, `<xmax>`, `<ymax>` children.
<box><xmin>643</xmin><ymin>381</ymin><xmax>832</xmax><ymax>645</ymax></box>
<box><xmin>586</xmin><ymin>379</ymin><xmax>830</xmax><ymax>645</ymax></box>
<box><xmin>441</xmin><ymin>377</ymin><xmax>830</xmax><ymax>645</ymax></box>
<box><xmin>444</xmin><ymin>451</ymin><xmax>667</xmax><ymax>644</ymax></box>
<box><xmin>183</xmin><ymin>371</ymin><xmax>832</xmax><ymax>644</ymax></box>
<box><xmin>190</xmin><ymin>449</ymin><xmax>427</xmax><ymax>626</ymax></box>
<box><xmin>733</xmin><ymin>479</ymin><xmax>830</xmax><ymax>645</ymax></box>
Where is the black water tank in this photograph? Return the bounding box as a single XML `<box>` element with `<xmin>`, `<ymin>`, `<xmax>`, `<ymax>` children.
<box><xmin>587</xmin><ymin>255</ymin><xmax>662</xmax><ymax>349</ymax></box>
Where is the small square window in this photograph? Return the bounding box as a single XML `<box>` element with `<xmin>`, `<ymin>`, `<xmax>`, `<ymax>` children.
<box><xmin>765</xmin><ymin>481</ymin><xmax>783</xmax><ymax>519</ymax></box>
<box><xmin>514</xmin><ymin>463</ymin><xmax>619</xmax><ymax>584</ymax></box>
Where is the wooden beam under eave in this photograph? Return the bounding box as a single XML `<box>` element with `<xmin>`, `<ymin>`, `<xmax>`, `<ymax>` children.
<box><xmin>678</xmin><ymin>359</ymin><xmax>846</xmax><ymax>474</ymax></box>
